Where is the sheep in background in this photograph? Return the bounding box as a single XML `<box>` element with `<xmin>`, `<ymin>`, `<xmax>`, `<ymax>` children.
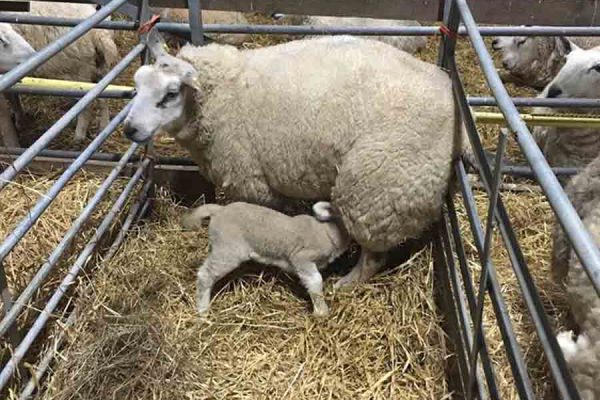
<box><xmin>272</xmin><ymin>13</ymin><xmax>427</xmax><ymax>54</ymax></box>
<box><xmin>181</xmin><ymin>201</ymin><xmax>349</xmax><ymax>316</ymax></box>
<box><xmin>0</xmin><ymin>2</ymin><xmax>120</xmax><ymax>144</ymax></box>
<box><xmin>123</xmin><ymin>35</ymin><xmax>466</xmax><ymax>288</ymax></box>
<box><xmin>491</xmin><ymin>34</ymin><xmax>600</xmax><ymax>90</ymax></box>
<box><xmin>527</xmin><ymin>42</ymin><xmax>600</xmax><ymax>176</ymax></box>
<box><xmin>154</xmin><ymin>8</ymin><xmax>251</xmax><ymax>47</ymax></box>
<box><xmin>0</xmin><ymin>24</ymin><xmax>35</xmax><ymax>147</ymax></box>
<box><xmin>551</xmin><ymin>153</ymin><xmax>600</xmax><ymax>399</ymax></box>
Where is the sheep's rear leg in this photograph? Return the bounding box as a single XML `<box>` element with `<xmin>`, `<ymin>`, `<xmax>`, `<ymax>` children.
<box><xmin>74</xmin><ymin>107</ymin><xmax>92</xmax><ymax>143</ymax></box>
<box><xmin>6</xmin><ymin>93</ymin><xmax>24</xmax><ymax>130</ymax></box>
<box><xmin>98</xmin><ymin>99</ymin><xmax>110</xmax><ymax>131</ymax></box>
<box><xmin>294</xmin><ymin>260</ymin><xmax>328</xmax><ymax>317</ymax></box>
<box><xmin>196</xmin><ymin>253</ymin><xmax>244</xmax><ymax>315</ymax></box>
<box><xmin>0</xmin><ymin>96</ymin><xmax>19</xmax><ymax>148</ymax></box>
<box><xmin>334</xmin><ymin>248</ymin><xmax>386</xmax><ymax>289</ymax></box>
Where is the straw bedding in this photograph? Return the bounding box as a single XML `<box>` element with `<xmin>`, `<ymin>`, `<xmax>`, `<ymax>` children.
<box><xmin>42</xmin><ymin>189</ymin><xmax>450</xmax><ymax>399</ymax></box>
<box><xmin>0</xmin><ymin>169</ymin><xmax>128</xmax><ymax>393</ymax></box>
<box><xmin>6</xmin><ymin>14</ymin><xmax>572</xmax><ymax>400</ymax></box>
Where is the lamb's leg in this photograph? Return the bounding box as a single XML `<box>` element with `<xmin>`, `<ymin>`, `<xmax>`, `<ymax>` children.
<box><xmin>334</xmin><ymin>248</ymin><xmax>386</xmax><ymax>289</ymax></box>
<box><xmin>74</xmin><ymin>107</ymin><xmax>92</xmax><ymax>143</ymax></box>
<box><xmin>294</xmin><ymin>260</ymin><xmax>328</xmax><ymax>317</ymax></box>
<box><xmin>0</xmin><ymin>96</ymin><xmax>19</xmax><ymax>148</ymax></box>
<box><xmin>196</xmin><ymin>252</ymin><xmax>243</xmax><ymax>315</ymax></box>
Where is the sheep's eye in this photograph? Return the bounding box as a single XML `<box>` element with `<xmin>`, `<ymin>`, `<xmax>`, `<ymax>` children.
<box><xmin>516</xmin><ymin>38</ymin><xmax>528</xmax><ymax>47</ymax></box>
<box><xmin>591</xmin><ymin>64</ymin><xmax>600</xmax><ymax>73</ymax></box>
<box><xmin>156</xmin><ymin>90</ymin><xmax>179</xmax><ymax>108</ymax></box>
<box><xmin>0</xmin><ymin>38</ymin><xmax>7</xmax><ymax>48</ymax></box>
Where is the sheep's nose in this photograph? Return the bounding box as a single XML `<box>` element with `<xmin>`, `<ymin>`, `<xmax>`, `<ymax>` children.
<box><xmin>547</xmin><ymin>86</ymin><xmax>563</xmax><ymax>98</ymax></box>
<box><xmin>491</xmin><ymin>39</ymin><xmax>500</xmax><ymax>49</ymax></box>
<box><xmin>502</xmin><ymin>60</ymin><xmax>510</xmax><ymax>69</ymax></box>
<box><xmin>123</xmin><ymin>124</ymin><xmax>137</xmax><ymax>140</ymax></box>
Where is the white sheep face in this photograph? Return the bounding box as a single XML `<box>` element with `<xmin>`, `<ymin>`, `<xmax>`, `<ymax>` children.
<box><xmin>124</xmin><ymin>56</ymin><xmax>199</xmax><ymax>143</ymax></box>
<box><xmin>0</xmin><ymin>24</ymin><xmax>35</xmax><ymax>73</ymax></box>
<box><xmin>543</xmin><ymin>47</ymin><xmax>600</xmax><ymax>99</ymax></box>
<box><xmin>491</xmin><ymin>36</ymin><xmax>539</xmax><ymax>71</ymax></box>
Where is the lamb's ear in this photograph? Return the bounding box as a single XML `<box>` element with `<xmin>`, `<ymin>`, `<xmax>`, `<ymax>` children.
<box><xmin>313</xmin><ymin>201</ymin><xmax>333</xmax><ymax>222</ymax></box>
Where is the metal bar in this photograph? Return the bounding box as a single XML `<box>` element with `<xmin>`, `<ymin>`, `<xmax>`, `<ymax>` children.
<box><xmin>17</xmin><ymin>311</ymin><xmax>77</xmax><ymax>400</ymax></box>
<box><xmin>0</xmin><ymin>43</ymin><xmax>145</xmax><ymax>191</ymax></box>
<box><xmin>0</xmin><ymin>158</ymin><xmax>150</xmax><ymax>392</ymax></box>
<box><xmin>103</xmin><ymin>178</ymin><xmax>152</xmax><ymax>261</ymax></box>
<box><xmin>0</xmin><ymin>147</ymin><xmax>195</xmax><ymax>166</ymax></box>
<box><xmin>0</xmin><ymin>0</ymin><xmax>128</xmax><ymax>91</ymax></box>
<box><xmin>500</xmin><ymin>165</ymin><xmax>578</xmax><ymax>179</ymax></box>
<box><xmin>0</xmin><ymin>103</ymin><xmax>132</xmax><ymax>265</ymax></box>
<box><xmin>187</xmin><ymin>0</ymin><xmax>204</xmax><ymax>45</ymax></box>
<box><xmin>437</xmin><ymin>218</ymin><xmax>486</xmax><ymax>399</ymax></box>
<box><xmin>446</xmin><ymin>194</ymin><xmax>500</xmax><ymax>398</ymax></box>
<box><xmin>457</xmin><ymin>0</ymin><xmax>600</xmax><ymax>298</ymax></box>
<box><xmin>467</xmin><ymin>131</ymin><xmax>507</xmax><ymax>399</ymax></box>
<box><xmin>6</xmin><ymin>12</ymin><xmax>600</xmax><ymax>37</ymax></box>
<box><xmin>456</xmin><ymin>162</ymin><xmax>536</xmax><ymax>399</ymax></box>
<box><xmin>0</xmin><ymin>1</ymin><xmax>30</xmax><ymax>12</ymax></box>
<box><xmin>0</xmin><ymin>143</ymin><xmax>139</xmax><ymax>338</ymax></box>
<box><xmin>469</xmin><ymin>97</ymin><xmax>600</xmax><ymax>108</ymax></box>
<box><xmin>5</xmin><ymin>85</ymin><xmax>134</xmax><ymax>98</ymax></box>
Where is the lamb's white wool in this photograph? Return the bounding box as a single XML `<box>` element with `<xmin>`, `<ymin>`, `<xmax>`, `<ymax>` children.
<box><xmin>0</xmin><ymin>2</ymin><xmax>120</xmax><ymax>145</ymax></box>
<box><xmin>551</xmin><ymin>154</ymin><xmax>600</xmax><ymax>399</ymax></box>
<box><xmin>181</xmin><ymin>201</ymin><xmax>349</xmax><ymax>316</ymax></box>
<box><xmin>0</xmin><ymin>24</ymin><xmax>35</xmax><ymax>73</ymax></box>
<box><xmin>124</xmin><ymin>35</ymin><xmax>466</xmax><ymax>288</ymax></box>
<box><xmin>492</xmin><ymin>34</ymin><xmax>600</xmax><ymax>89</ymax></box>
<box><xmin>530</xmin><ymin>45</ymin><xmax>600</xmax><ymax>174</ymax></box>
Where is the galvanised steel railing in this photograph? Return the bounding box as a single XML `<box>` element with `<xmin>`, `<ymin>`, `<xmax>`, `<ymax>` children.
<box><xmin>0</xmin><ymin>0</ymin><xmax>599</xmax><ymax>398</ymax></box>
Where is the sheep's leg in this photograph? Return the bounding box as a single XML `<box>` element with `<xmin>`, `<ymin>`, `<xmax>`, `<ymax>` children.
<box><xmin>6</xmin><ymin>93</ymin><xmax>24</xmax><ymax>130</ymax></box>
<box><xmin>334</xmin><ymin>248</ymin><xmax>386</xmax><ymax>289</ymax></box>
<box><xmin>294</xmin><ymin>261</ymin><xmax>328</xmax><ymax>317</ymax></box>
<box><xmin>98</xmin><ymin>99</ymin><xmax>110</xmax><ymax>131</ymax></box>
<box><xmin>74</xmin><ymin>107</ymin><xmax>92</xmax><ymax>143</ymax></box>
<box><xmin>196</xmin><ymin>253</ymin><xmax>243</xmax><ymax>315</ymax></box>
<box><xmin>0</xmin><ymin>96</ymin><xmax>19</xmax><ymax>148</ymax></box>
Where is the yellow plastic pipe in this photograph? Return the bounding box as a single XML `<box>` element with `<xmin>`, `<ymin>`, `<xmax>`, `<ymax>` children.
<box><xmin>11</xmin><ymin>77</ymin><xmax>133</xmax><ymax>92</ymax></box>
<box><xmin>474</xmin><ymin>111</ymin><xmax>600</xmax><ymax>128</ymax></box>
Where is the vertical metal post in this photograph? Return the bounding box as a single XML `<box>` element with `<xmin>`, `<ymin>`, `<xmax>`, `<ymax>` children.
<box><xmin>137</xmin><ymin>0</ymin><xmax>152</xmax><ymax>65</ymax></box>
<box><xmin>467</xmin><ymin>131</ymin><xmax>507</xmax><ymax>399</ymax></box>
<box><xmin>187</xmin><ymin>0</ymin><xmax>204</xmax><ymax>45</ymax></box>
<box><xmin>438</xmin><ymin>0</ymin><xmax>459</xmax><ymax>69</ymax></box>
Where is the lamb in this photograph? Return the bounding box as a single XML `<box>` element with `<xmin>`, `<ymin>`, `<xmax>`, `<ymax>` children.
<box><xmin>0</xmin><ymin>2</ymin><xmax>120</xmax><ymax>145</ymax></box>
<box><xmin>181</xmin><ymin>201</ymin><xmax>349</xmax><ymax>316</ymax></box>
<box><xmin>491</xmin><ymin>34</ymin><xmax>600</xmax><ymax>90</ymax></box>
<box><xmin>0</xmin><ymin>24</ymin><xmax>35</xmax><ymax>148</ymax></box>
<box><xmin>272</xmin><ymin>14</ymin><xmax>427</xmax><ymax>54</ymax></box>
<box><xmin>527</xmin><ymin>42</ymin><xmax>600</xmax><ymax>176</ymax></box>
<box><xmin>154</xmin><ymin>8</ymin><xmax>250</xmax><ymax>46</ymax></box>
<box><xmin>550</xmin><ymin>153</ymin><xmax>600</xmax><ymax>399</ymax></box>
<box><xmin>122</xmin><ymin>34</ymin><xmax>466</xmax><ymax>288</ymax></box>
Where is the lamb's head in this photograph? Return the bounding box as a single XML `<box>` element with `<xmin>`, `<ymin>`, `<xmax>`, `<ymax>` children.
<box><xmin>0</xmin><ymin>23</ymin><xmax>35</xmax><ymax>73</ymax></box>
<box><xmin>123</xmin><ymin>54</ymin><xmax>200</xmax><ymax>144</ymax></box>
<box><xmin>542</xmin><ymin>44</ymin><xmax>600</xmax><ymax>99</ymax></box>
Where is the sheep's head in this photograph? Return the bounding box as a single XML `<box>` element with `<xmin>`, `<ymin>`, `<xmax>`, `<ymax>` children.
<box><xmin>542</xmin><ymin>44</ymin><xmax>600</xmax><ymax>99</ymax></box>
<box><xmin>491</xmin><ymin>36</ymin><xmax>540</xmax><ymax>72</ymax></box>
<box><xmin>0</xmin><ymin>24</ymin><xmax>35</xmax><ymax>73</ymax></box>
<box><xmin>123</xmin><ymin>54</ymin><xmax>201</xmax><ymax>143</ymax></box>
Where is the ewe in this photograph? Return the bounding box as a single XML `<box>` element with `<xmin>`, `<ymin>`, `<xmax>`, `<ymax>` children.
<box><xmin>123</xmin><ymin>35</ymin><xmax>466</xmax><ymax>288</ymax></box>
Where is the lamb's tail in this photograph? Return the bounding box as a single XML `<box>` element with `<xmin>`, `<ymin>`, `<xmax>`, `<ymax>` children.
<box><xmin>181</xmin><ymin>204</ymin><xmax>223</xmax><ymax>230</ymax></box>
<box><xmin>313</xmin><ymin>201</ymin><xmax>334</xmax><ymax>222</ymax></box>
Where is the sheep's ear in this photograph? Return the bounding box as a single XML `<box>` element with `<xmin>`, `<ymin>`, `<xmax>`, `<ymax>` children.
<box><xmin>558</xmin><ymin>36</ymin><xmax>580</xmax><ymax>55</ymax></box>
<box><xmin>181</xmin><ymin>69</ymin><xmax>202</xmax><ymax>91</ymax></box>
<box><xmin>147</xmin><ymin>30</ymin><xmax>169</xmax><ymax>59</ymax></box>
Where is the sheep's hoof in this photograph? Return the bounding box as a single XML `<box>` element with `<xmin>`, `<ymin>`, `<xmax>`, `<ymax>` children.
<box><xmin>333</xmin><ymin>273</ymin><xmax>360</xmax><ymax>290</ymax></box>
<box><xmin>312</xmin><ymin>307</ymin><xmax>329</xmax><ymax>318</ymax></box>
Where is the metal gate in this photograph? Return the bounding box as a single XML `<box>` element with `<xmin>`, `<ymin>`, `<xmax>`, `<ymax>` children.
<box><xmin>0</xmin><ymin>0</ymin><xmax>599</xmax><ymax>398</ymax></box>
